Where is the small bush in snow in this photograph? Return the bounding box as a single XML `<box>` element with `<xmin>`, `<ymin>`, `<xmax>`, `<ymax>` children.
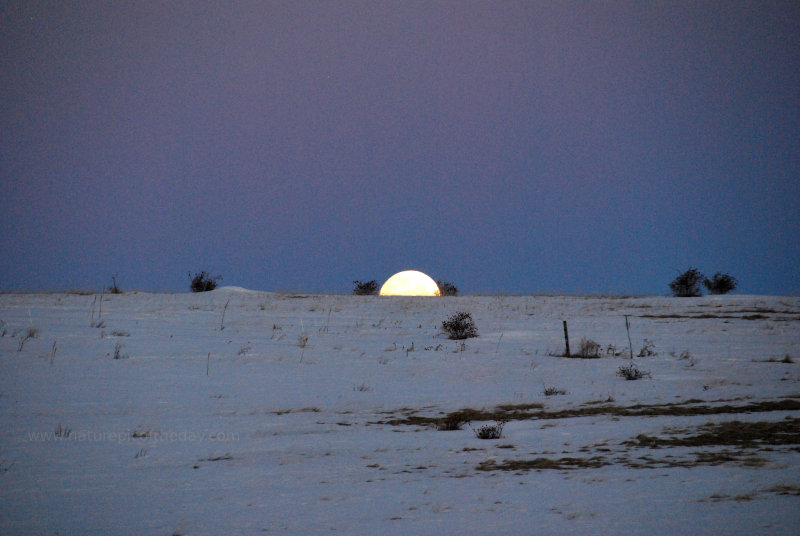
<box><xmin>543</xmin><ymin>386</ymin><xmax>567</xmax><ymax>396</ymax></box>
<box><xmin>637</xmin><ymin>339</ymin><xmax>657</xmax><ymax>357</ymax></box>
<box><xmin>112</xmin><ymin>342</ymin><xmax>129</xmax><ymax>360</ymax></box>
<box><xmin>189</xmin><ymin>271</ymin><xmax>221</xmax><ymax>292</ymax></box>
<box><xmin>669</xmin><ymin>268</ymin><xmax>704</xmax><ymax>297</ymax></box>
<box><xmin>472</xmin><ymin>420</ymin><xmax>506</xmax><ymax>440</ymax></box>
<box><xmin>679</xmin><ymin>350</ymin><xmax>696</xmax><ymax>367</ymax></box>
<box><xmin>575</xmin><ymin>337</ymin><xmax>602</xmax><ymax>358</ymax></box>
<box><xmin>0</xmin><ymin>452</ymin><xmax>14</xmax><ymax>473</ymax></box>
<box><xmin>17</xmin><ymin>326</ymin><xmax>39</xmax><ymax>351</ymax></box>
<box><xmin>441</xmin><ymin>311</ymin><xmax>478</xmax><ymax>340</ymax></box>
<box><xmin>54</xmin><ymin>423</ymin><xmax>72</xmax><ymax>438</ymax></box>
<box><xmin>107</xmin><ymin>274</ymin><xmax>122</xmax><ymax>294</ymax></box>
<box><xmin>297</xmin><ymin>333</ymin><xmax>309</xmax><ymax>348</ymax></box>
<box><xmin>617</xmin><ymin>363</ymin><xmax>650</xmax><ymax>380</ymax></box>
<box><xmin>436</xmin><ymin>280</ymin><xmax>458</xmax><ymax>296</ymax></box>
<box><xmin>704</xmin><ymin>272</ymin><xmax>738</xmax><ymax>295</ymax></box>
<box><xmin>352</xmin><ymin>280</ymin><xmax>378</xmax><ymax>295</ymax></box>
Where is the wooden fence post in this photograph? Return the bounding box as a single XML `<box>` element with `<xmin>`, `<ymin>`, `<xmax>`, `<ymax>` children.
<box><xmin>625</xmin><ymin>315</ymin><xmax>634</xmax><ymax>359</ymax></box>
<box><xmin>563</xmin><ymin>320</ymin><xmax>571</xmax><ymax>357</ymax></box>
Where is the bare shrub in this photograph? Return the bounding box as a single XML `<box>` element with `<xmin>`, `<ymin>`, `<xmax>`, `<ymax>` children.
<box><xmin>297</xmin><ymin>333</ymin><xmax>309</xmax><ymax>348</ymax></box>
<box><xmin>189</xmin><ymin>271</ymin><xmax>221</xmax><ymax>292</ymax></box>
<box><xmin>17</xmin><ymin>326</ymin><xmax>39</xmax><ymax>351</ymax></box>
<box><xmin>575</xmin><ymin>337</ymin><xmax>601</xmax><ymax>358</ymax></box>
<box><xmin>112</xmin><ymin>343</ymin><xmax>129</xmax><ymax>360</ymax></box>
<box><xmin>352</xmin><ymin>280</ymin><xmax>378</xmax><ymax>295</ymax></box>
<box><xmin>436</xmin><ymin>281</ymin><xmax>458</xmax><ymax>296</ymax></box>
<box><xmin>107</xmin><ymin>274</ymin><xmax>122</xmax><ymax>294</ymax></box>
<box><xmin>472</xmin><ymin>420</ymin><xmax>506</xmax><ymax>440</ymax></box>
<box><xmin>441</xmin><ymin>311</ymin><xmax>478</xmax><ymax>340</ymax></box>
<box><xmin>270</xmin><ymin>324</ymin><xmax>283</xmax><ymax>340</ymax></box>
<box><xmin>670</xmin><ymin>268</ymin><xmax>704</xmax><ymax>297</ymax></box>
<box><xmin>297</xmin><ymin>332</ymin><xmax>309</xmax><ymax>363</ymax></box>
<box><xmin>617</xmin><ymin>363</ymin><xmax>650</xmax><ymax>380</ymax></box>
<box><xmin>637</xmin><ymin>339</ymin><xmax>657</xmax><ymax>357</ymax></box>
<box><xmin>543</xmin><ymin>386</ymin><xmax>567</xmax><ymax>396</ymax></box>
<box><xmin>704</xmin><ymin>272</ymin><xmax>738</xmax><ymax>295</ymax></box>
<box><xmin>0</xmin><ymin>450</ymin><xmax>15</xmax><ymax>473</ymax></box>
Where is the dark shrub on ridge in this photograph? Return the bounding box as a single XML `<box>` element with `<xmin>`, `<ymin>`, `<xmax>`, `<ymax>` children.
<box><xmin>352</xmin><ymin>280</ymin><xmax>379</xmax><ymax>295</ymax></box>
<box><xmin>704</xmin><ymin>272</ymin><xmax>737</xmax><ymax>295</ymax></box>
<box><xmin>669</xmin><ymin>268</ymin><xmax>704</xmax><ymax>297</ymax></box>
<box><xmin>189</xmin><ymin>271</ymin><xmax>221</xmax><ymax>292</ymax></box>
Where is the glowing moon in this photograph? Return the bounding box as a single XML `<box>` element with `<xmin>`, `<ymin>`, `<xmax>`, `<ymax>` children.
<box><xmin>379</xmin><ymin>270</ymin><xmax>441</xmax><ymax>296</ymax></box>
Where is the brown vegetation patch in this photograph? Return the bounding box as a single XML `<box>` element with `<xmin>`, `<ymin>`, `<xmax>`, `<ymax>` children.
<box><xmin>623</xmin><ymin>417</ymin><xmax>800</xmax><ymax>449</ymax></box>
<box><xmin>640</xmin><ymin>313</ymin><xmax>800</xmax><ymax>321</ymax></box>
<box><xmin>480</xmin><ymin>448</ymin><xmax>770</xmax><ymax>473</ymax></box>
<box><xmin>756</xmin><ymin>355</ymin><xmax>795</xmax><ymax>364</ymax></box>
<box><xmin>476</xmin><ymin>456</ymin><xmax>609</xmax><ymax>472</ymax></box>
<box><xmin>200</xmin><ymin>453</ymin><xmax>234</xmax><ymax>462</ymax></box>
<box><xmin>766</xmin><ymin>484</ymin><xmax>800</xmax><ymax>496</ymax></box>
<box><xmin>623</xmin><ymin>451</ymin><xmax>768</xmax><ymax>469</ymax></box>
<box><xmin>700</xmin><ymin>492</ymin><xmax>756</xmax><ymax>503</ymax></box>
<box><xmin>378</xmin><ymin>398</ymin><xmax>800</xmax><ymax>428</ymax></box>
<box><xmin>471</xmin><ymin>415</ymin><xmax>798</xmax><ymax>473</ymax></box>
<box><xmin>699</xmin><ymin>483</ymin><xmax>800</xmax><ymax>503</ymax></box>
<box><xmin>271</xmin><ymin>407</ymin><xmax>322</xmax><ymax>416</ymax></box>
<box><xmin>495</xmin><ymin>403</ymin><xmax>544</xmax><ymax>412</ymax></box>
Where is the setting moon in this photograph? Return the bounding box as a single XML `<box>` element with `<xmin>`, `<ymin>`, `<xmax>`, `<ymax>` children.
<box><xmin>379</xmin><ymin>270</ymin><xmax>441</xmax><ymax>296</ymax></box>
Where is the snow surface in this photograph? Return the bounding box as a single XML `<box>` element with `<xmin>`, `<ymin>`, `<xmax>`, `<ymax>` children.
<box><xmin>1</xmin><ymin>290</ymin><xmax>798</xmax><ymax>535</ymax></box>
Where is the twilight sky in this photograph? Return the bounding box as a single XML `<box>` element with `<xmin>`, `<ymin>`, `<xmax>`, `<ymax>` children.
<box><xmin>2</xmin><ymin>1</ymin><xmax>798</xmax><ymax>295</ymax></box>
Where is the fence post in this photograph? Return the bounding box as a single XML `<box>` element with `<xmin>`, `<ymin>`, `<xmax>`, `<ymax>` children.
<box><xmin>563</xmin><ymin>320</ymin><xmax>571</xmax><ymax>357</ymax></box>
<box><xmin>625</xmin><ymin>315</ymin><xmax>634</xmax><ymax>359</ymax></box>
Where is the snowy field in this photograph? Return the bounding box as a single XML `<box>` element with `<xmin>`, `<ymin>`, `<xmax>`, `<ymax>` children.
<box><xmin>1</xmin><ymin>289</ymin><xmax>798</xmax><ymax>535</ymax></box>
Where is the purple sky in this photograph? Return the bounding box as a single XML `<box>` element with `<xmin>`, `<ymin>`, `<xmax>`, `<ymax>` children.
<box><xmin>2</xmin><ymin>1</ymin><xmax>798</xmax><ymax>295</ymax></box>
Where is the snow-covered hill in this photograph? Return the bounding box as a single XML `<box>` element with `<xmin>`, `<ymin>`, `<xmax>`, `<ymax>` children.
<box><xmin>1</xmin><ymin>290</ymin><xmax>798</xmax><ymax>534</ymax></box>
